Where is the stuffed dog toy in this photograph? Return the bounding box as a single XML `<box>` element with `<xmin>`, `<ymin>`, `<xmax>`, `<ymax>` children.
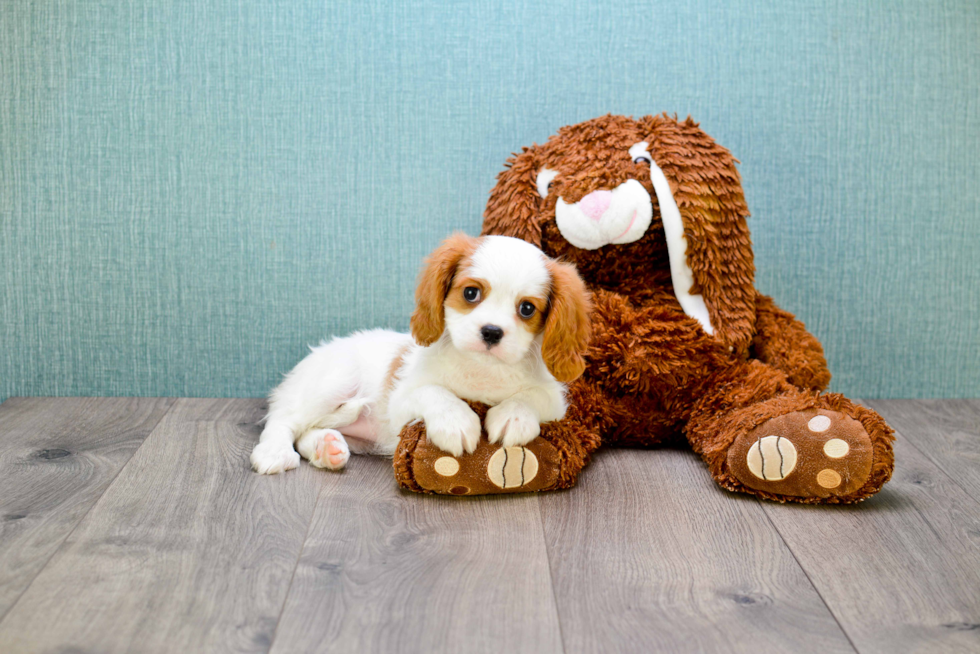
<box><xmin>395</xmin><ymin>114</ymin><xmax>894</xmax><ymax>503</ymax></box>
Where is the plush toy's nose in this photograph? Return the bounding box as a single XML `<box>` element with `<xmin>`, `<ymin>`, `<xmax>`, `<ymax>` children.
<box><xmin>578</xmin><ymin>190</ymin><xmax>612</xmax><ymax>221</ymax></box>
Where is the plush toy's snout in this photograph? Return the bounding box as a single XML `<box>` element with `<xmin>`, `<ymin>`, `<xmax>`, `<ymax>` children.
<box><xmin>578</xmin><ymin>191</ymin><xmax>611</xmax><ymax>220</ymax></box>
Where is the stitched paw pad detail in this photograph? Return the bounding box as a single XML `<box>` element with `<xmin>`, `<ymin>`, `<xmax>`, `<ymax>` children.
<box><xmin>410</xmin><ymin>436</ymin><xmax>558</xmax><ymax>495</ymax></box>
<box><xmin>728</xmin><ymin>409</ymin><xmax>874</xmax><ymax>499</ymax></box>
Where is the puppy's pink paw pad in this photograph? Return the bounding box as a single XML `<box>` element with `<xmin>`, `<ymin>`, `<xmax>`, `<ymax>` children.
<box><xmin>308</xmin><ymin>430</ymin><xmax>349</xmax><ymax>471</ymax></box>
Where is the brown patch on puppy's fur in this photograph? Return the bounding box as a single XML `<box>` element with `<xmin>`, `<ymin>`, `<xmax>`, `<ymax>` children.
<box><xmin>382</xmin><ymin>343</ymin><xmax>412</xmax><ymax>397</ymax></box>
<box><xmin>517</xmin><ymin>296</ymin><xmax>548</xmax><ymax>335</ymax></box>
<box><xmin>444</xmin><ymin>277</ymin><xmax>488</xmax><ymax>315</ymax></box>
<box><xmin>411</xmin><ymin>233</ymin><xmax>478</xmax><ymax>346</ymax></box>
<box><xmin>542</xmin><ymin>260</ymin><xmax>591</xmax><ymax>382</ymax></box>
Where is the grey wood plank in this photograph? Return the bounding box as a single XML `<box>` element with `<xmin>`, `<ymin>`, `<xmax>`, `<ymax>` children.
<box><xmin>540</xmin><ymin>447</ymin><xmax>855</xmax><ymax>654</ymax></box>
<box><xmin>270</xmin><ymin>456</ymin><xmax>564</xmax><ymax>654</ymax></box>
<box><xmin>0</xmin><ymin>398</ymin><xmax>324</xmax><ymax>654</ymax></box>
<box><xmin>864</xmin><ymin>399</ymin><xmax>980</xmax><ymax>502</ymax></box>
<box><xmin>761</xmin><ymin>402</ymin><xmax>980</xmax><ymax>654</ymax></box>
<box><xmin>0</xmin><ymin>397</ymin><xmax>175</xmax><ymax>621</ymax></box>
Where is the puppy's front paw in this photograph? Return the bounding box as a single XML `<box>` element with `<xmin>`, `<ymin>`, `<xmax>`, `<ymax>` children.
<box><xmin>486</xmin><ymin>400</ymin><xmax>540</xmax><ymax>447</ymax></box>
<box><xmin>424</xmin><ymin>404</ymin><xmax>481</xmax><ymax>456</ymax></box>
<box><xmin>250</xmin><ymin>441</ymin><xmax>301</xmax><ymax>475</ymax></box>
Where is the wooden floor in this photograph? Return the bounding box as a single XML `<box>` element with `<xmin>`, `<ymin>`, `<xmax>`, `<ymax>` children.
<box><xmin>0</xmin><ymin>398</ymin><xmax>977</xmax><ymax>653</ymax></box>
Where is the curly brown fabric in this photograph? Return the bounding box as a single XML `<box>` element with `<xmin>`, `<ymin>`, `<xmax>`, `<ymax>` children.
<box><xmin>394</xmin><ymin>114</ymin><xmax>893</xmax><ymax>504</ymax></box>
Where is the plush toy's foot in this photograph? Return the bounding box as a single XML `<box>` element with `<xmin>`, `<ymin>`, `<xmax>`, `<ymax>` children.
<box><xmin>393</xmin><ymin>402</ymin><xmax>595</xmax><ymax>495</ymax></box>
<box><xmin>727</xmin><ymin>409</ymin><xmax>874</xmax><ymax>500</ymax></box>
<box><xmin>398</xmin><ymin>434</ymin><xmax>560</xmax><ymax>495</ymax></box>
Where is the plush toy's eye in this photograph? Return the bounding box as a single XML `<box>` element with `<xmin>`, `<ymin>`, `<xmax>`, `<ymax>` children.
<box><xmin>633</xmin><ymin>155</ymin><xmax>652</xmax><ymax>165</ymax></box>
<box><xmin>463</xmin><ymin>287</ymin><xmax>481</xmax><ymax>303</ymax></box>
<box><xmin>518</xmin><ymin>301</ymin><xmax>536</xmax><ymax>318</ymax></box>
<box><xmin>536</xmin><ymin>169</ymin><xmax>559</xmax><ymax>198</ymax></box>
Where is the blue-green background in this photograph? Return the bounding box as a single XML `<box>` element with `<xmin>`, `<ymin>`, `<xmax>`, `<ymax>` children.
<box><xmin>2</xmin><ymin>0</ymin><xmax>978</xmax><ymax>401</ymax></box>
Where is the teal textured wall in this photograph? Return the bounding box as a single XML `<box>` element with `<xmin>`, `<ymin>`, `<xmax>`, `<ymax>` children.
<box><xmin>1</xmin><ymin>0</ymin><xmax>978</xmax><ymax>401</ymax></box>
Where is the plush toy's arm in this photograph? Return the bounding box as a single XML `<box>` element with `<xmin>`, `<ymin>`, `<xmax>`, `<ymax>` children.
<box><xmin>750</xmin><ymin>294</ymin><xmax>831</xmax><ymax>391</ymax></box>
<box><xmin>586</xmin><ymin>289</ymin><xmax>731</xmax><ymax>395</ymax></box>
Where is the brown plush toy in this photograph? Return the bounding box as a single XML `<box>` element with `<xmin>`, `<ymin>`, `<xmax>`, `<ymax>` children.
<box><xmin>394</xmin><ymin>114</ymin><xmax>894</xmax><ymax>504</ymax></box>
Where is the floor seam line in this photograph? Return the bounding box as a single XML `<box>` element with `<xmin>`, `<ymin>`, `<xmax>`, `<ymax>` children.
<box><xmin>266</xmin><ymin>472</ymin><xmax>325</xmax><ymax>654</ymax></box>
<box><xmin>537</xmin><ymin>495</ymin><xmax>569</xmax><ymax>654</ymax></box>
<box><xmin>0</xmin><ymin>397</ymin><xmax>178</xmax><ymax>627</ymax></box>
<box><xmin>892</xmin><ymin>429</ymin><xmax>980</xmax><ymax>509</ymax></box>
<box><xmin>759</xmin><ymin>502</ymin><xmax>861</xmax><ymax>654</ymax></box>
<box><xmin>862</xmin><ymin>401</ymin><xmax>980</xmax><ymax>509</ymax></box>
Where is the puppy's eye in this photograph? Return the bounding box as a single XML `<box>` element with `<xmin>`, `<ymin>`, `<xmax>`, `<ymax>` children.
<box><xmin>463</xmin><ymin>287</ymin><xmax>481</xmax><ymax>303</ymax></box>
<box><xmin>518</xmin><ymin>301</ymin><xmax>536</xmax><ymax>318</ymax></box>
<box><xmin>633</xmin><ymin>155</ymin><xmax>652</xmax><ymax>165</ymax></box>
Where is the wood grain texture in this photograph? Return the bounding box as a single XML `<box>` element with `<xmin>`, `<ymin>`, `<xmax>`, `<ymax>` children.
<box><xmin>2</xmin><ymin>398</ymin><xmax>979</xmax><ymax>653</ymax></box>
<box><xmin>761</xmin><ymin>401</ymin><xmax>980</xmax><ymax>654</ymax></box>
<box><xmin>864</xmin><ymin>399</ymin><xmax>980</xmax><ymax>502</ymax></box>
<box><xmin>540</xmin><ymin>447</ymin><xmax>855</xmax><ymax>654</ymax></box>
<box><xmin>0</xmin><ymin>397</ymin><xmax>174</xmax><ymax>621</ymax></box>
<box><xmin>0</xmin><ymin>398</ymin><xmax>324</xmax><ymax>654</ymax></box>
<box><xmin>270</xmin><ymin>456</ymin><xmax>563</xmax><ymax>654</ymax></box>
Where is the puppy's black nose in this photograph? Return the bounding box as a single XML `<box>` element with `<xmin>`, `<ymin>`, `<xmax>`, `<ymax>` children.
<box><xmin>480</xmin><ymin>325</ymin><xmax>504</xmax><ymax>347</ymax></box>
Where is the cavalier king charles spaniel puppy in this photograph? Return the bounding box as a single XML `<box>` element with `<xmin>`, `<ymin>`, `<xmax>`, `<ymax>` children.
<box><xmin>250</xmin><ymin>233</ymin><xmax>590</xmax><ymax>474</ymax></box>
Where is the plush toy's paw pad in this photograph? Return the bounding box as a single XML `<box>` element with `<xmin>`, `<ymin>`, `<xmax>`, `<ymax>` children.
<box><xmin>250</xmin><ymin>442</ymin><xmax>301</xmax><ymax>475</ymax></box>
<box><xmin>301</xmin><ymin>429</ymin><xmax>350</xmax><ymax>471</ymax></box>
<box><xmin>728</xmin><ymin>409</ymin><xmax>873</xmax><ymax>499</ymax></box>
<box><xmin>410</xmin><ymin>437</ymin><xmax>559</xmax><ymax>495</ymax></box>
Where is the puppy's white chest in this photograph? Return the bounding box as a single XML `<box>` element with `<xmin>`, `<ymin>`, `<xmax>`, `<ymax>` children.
<box><xmin>445</xmin><ymin>365</ymin><xmax>524</xmax><ymax>404</ymax></box>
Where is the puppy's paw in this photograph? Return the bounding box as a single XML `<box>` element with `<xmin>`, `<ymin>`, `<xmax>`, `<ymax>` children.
<box><xmin>424</xmin><ymin>404</ymin><xmax>481</xmax><ymax>456</ymax></box>
<box><xmin>297</xmin><ymin>429</ymin><xmax>350</xmax><ymax>471</ymax></box>
<box><xmin>250</xmin><ymin>441</ymin><xmax>301</xmax><ymax>475</ymax></box>
<box><xmin>486</xmin><ymin>400</ymin><xmax>540</xmax><ymax>447</ymax></box>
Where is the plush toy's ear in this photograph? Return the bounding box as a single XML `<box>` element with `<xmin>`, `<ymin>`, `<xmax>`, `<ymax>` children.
<box><xmin>542</xmin><ymin>260</ymin><xmax>591</xmax><ymax>383</ymax></box>
<box><xmin>640</xmin><ymin>114</ymin><xmax>757</xmax><ymax>354</ymax></box>
<box><xmin>410</xmin><ymin>233</ymin><xmax>478</xmax><ymax>346</ymax></box>
<box><xmin>482</xmin><ymin>145</ymin><xmax>544</xmax><ymax>246</ymax></box>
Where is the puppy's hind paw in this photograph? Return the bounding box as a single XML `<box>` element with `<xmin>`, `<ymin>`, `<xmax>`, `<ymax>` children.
<box><xmin>298</xmin><ymin>428</ymin><xmax>351</xmax><ymax>471</ymax></box>
<box><xmin>251</xmin><ymin>442</ymin><xmax>301</xmax><ymax>475</ymax></box>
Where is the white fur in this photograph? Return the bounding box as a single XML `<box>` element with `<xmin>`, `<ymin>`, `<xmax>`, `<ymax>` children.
<box><xmin>250</xmin><ymin>236</ymin><xmax>569</xmax><ymax>473</ymax></box>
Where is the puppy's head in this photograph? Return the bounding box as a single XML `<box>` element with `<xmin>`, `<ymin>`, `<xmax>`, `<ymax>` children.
<box><xmin>411</xmin><ymin>233</ymin><xmax>591</xmax><ymax>382</ymax></box>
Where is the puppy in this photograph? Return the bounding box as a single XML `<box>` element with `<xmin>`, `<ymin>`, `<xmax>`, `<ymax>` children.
<box><xmin>250</xmin><ymin>233</ymin><xmax>590</xmax><ymax>474</ymax></box>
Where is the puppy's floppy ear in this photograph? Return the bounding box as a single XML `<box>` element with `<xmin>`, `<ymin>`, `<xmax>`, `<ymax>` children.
<box><xmin>410</xmin><ymin>233</ymin><xmax>478</xmax><ymax>346</ymax></box>
<box><xmin>542</xmin><ymin>260</ymin><xmax>591</xmax><ymax>383</ymax></box>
